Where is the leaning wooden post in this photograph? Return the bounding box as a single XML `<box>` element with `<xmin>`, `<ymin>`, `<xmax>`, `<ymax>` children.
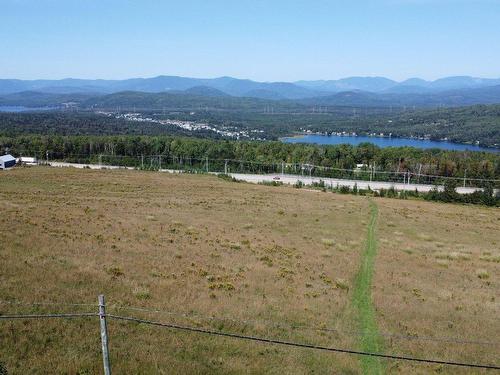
<box><xmin>98</xmin><ymin>295</ymin><xmax>111</xmax><ymax>375</ymax></box>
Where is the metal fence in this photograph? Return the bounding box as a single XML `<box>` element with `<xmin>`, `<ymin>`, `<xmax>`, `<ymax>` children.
<box><xmin>27</xmin><ymin>152</ymin><xmax>500</xmax><ymax>189</ymax></box>
<box><xmin>1</xmin><ymin>295</ymin><xmax>499</xmax><ymax>374</ymax></box>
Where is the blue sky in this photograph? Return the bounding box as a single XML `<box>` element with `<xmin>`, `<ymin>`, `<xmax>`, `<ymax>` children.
<box><xmin>1</xmin><ymin>0</ymin><xmax>499</xmax><ymax>81</ymax></box>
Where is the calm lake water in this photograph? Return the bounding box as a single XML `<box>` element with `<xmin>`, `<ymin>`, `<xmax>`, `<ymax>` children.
<box><xmin>0</xmin><ymin>106</ymin><xmax>55</xmax><ymax>112</ymax></box>
<box><xmin>282</xmin><ymin>134</ymin><xmax>498</xmax><ymax>153</ymax></box>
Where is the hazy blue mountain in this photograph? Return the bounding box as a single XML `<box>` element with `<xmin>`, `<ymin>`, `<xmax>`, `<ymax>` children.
<box><xmin>299</xmin><ymin>85</ymin><xmax>500</xmax><ymax>107</ymax></box>
<box><xmin>399</xmin><ymin>78</ymin><xmax>429</xmax><ymax>87</ymax></box>
<box><xmin>297</xmin><ymin>76</ymin><xmax>500</xmax><ymax>94</ymax></box>
<box><xmin>2</xmin><ymin>75</ymin><xmax>500</xmax><ymax>107</ymax></box>
<box><xmin>429</xmin><ymin>76</ymin><xmax>500</xmax><ymax>90</ymax></box>
<box><xmin>184</xmin><ymin>86</ymin><xmax>230</xmax><ymax>97</ymax></box>
<box><xmin>242</xmin><ymin>89</ymin><xmax>286</xmax><ymax>100</ymax></box>
<box><xmin>383</xmin><ymin>85</ymin><xmax>434</xmax><ymax>94</ymax></box>
<box><xmin>1</xmin><ymin>74</ymin><xmax>500</xmax><ymax>99</ymax></box>
<box><xmin>0</xmin><ymin>91</ymin><xmax>94</xmax><ymax>107</ymax></box>
<box><xmin>396</xmin><ymin>76</ymin><xmax>500</xmax><ymax>92</ymax></box>
<box><xmin>295</xmin><ymin>77</ymin><xmax>397</xmax><ymax>92</ymax></box>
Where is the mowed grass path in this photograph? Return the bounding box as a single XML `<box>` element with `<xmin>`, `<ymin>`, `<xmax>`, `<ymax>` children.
<box><xmin>352</xmin><ymin>200</ymin><xmax>385</xmax><ymax>374</ymax></box>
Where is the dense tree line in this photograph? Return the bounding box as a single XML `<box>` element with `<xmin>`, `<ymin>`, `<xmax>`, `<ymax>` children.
<box><xmin>2</xmin><ymin>134</ymin><xmax>498</xmax><ymax>184</ymax></box>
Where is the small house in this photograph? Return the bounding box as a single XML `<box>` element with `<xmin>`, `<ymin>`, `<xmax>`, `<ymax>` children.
<box><xmin>0</xmin><ymin>154</ymin><xmax>16</xmax><ymax>170</ymax></box>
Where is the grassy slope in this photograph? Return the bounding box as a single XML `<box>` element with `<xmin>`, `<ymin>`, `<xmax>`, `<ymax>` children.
<box><xmin>0</xmin><ymin>168</ymin><xmax>498</xmax><ymax>374</ymax></box>
<box><xmin>0</xmin><ymin>167</ymin><xmax>367</xmax><ymax>374</ymax></box>
<box><xmin>352</xmin><ymin>201</ymin><xmax>385</xmax><ymax>374</ymax></box>
<box><xmin>374</xmin><ymin>199</ymin><xmax>500</xmax><ymax>374</ymax></box>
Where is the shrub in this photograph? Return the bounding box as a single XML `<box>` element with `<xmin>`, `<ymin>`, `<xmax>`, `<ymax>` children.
<box><xmin>260</xmin><ymin>180</ymin><xmax>283</xmax><ymax>187</ymax></box>
<box><xmin>476</xmin><ymin>269</ymin><xmax>490</xmax><ymax>279</ymax></box>
<box><xmin>217</xmin><ymin>173</ymin><xmax>241</xmax><ymax>183</ymax></box>
<box><xmin>339</xmin><ymin>185</ymin><xmax>350</xmax><ymax>194</ymax></box>
<box><xmin>312</xmin><ymin>179</ymin><xmax>325</xmax><ymax>188</ymax></box>
<box><xmin>294</xmin><ymin>180</ymin><xmax>304</xmax><ymax>188</ymax></box>
<box><xmin>321</xmin><ymin>238</ymin><xmax>334</xmax><ymax>247</ymax></box>
<box><xmin>386</xmin><ymin>186</ymin><xmax>397</xmax><ymax>198</ymax></box>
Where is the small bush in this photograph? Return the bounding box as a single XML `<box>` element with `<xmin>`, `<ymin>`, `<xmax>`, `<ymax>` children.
<box><xmin>294</xmin><ymin>180</ymin><xmax>304</xmax><ymax>189</ymax></box>
<box><xmin>106</xmin><ymin>266</ymin><xmax>124</xmax><ymax>278</ymax></box>
<box><xmin>339</xmin><ymin>185</ymin><xmax>350</xmax><ymax>194</ymax></box>
<box><xmin>476</xmin><ymin>269</ymin><xmax>490</xmax><ymax>279</ymax></box>
<box><xmin>217</xmin><ymin>173</ymin><xmax>241</xmax><ymax>183</ymax></box>
<box><xmin>312</xmin><ymin>180</ymin><xmax>325</xmax><ymax>188</ymax></box>
<box><xmin>133</xmin><ymin>287</ymin><xmax>151</xmax><ymax>300</ymax></box>
<box><xmin>260</xmin><ymin>255</ymin><xmax>273</xmax><ymax>266</ymax></box>
<box><xmin>321</xmin><ymin>238</ymin><xmax>334</xmax><ymax>247</ymax></box>
<box><xmin>335</xmin><ymin>279</ymin><xmax>349</xmax><ymax>291</ymax></box>
<box><xmin>260</xmin><ymin>180</ymin><xmax>283</xmax><ymax>187</ymax></box>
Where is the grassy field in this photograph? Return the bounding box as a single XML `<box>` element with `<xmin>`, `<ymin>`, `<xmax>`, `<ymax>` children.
<box><xmin>0</xmin><ymin>167</ymin><xmax>498</xmax><ymax>374</ymax></box>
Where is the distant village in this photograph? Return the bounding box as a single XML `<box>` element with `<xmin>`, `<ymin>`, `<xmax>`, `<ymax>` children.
<box><xmin>97</xmin><ymin>112</ymin><xmax>266</xmax><ymax>140</ymax></box>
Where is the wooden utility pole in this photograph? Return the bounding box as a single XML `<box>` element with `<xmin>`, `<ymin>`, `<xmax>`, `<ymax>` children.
<box><xmin>98</xmin><ymin>295</ymin><xmax>111</xmax><ymax>375</ymax></box>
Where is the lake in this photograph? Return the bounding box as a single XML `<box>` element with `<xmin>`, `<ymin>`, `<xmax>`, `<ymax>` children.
<box><xmin>0</xmin><ymin>106</ymin><xmax>56</xmax><ymax>112</ymax></box>
<box><xmin>282</xmin><ymin>134</ymin><xmax>498</xmax><ymax>153</ymax></box>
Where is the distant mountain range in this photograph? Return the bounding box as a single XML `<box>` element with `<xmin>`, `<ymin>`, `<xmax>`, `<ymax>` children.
<box><xmin>2</xmin><ymin>75</ymin><xmax>500</xmax><ymax>98</ymax></box>
<box><xmin>1</xmin><ymin>75</ymin><xmax>500</xmax><ymax>109</ymax></box>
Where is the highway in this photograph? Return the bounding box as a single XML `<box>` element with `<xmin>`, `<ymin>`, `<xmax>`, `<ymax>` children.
<box><xmin>47</xmin><ymin>161</ymin><xmax>483</xmax><ymax>194</ymax></box>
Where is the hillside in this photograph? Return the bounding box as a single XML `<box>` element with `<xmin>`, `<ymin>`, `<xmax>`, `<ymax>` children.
<box><xmin>82</xmin><ymin>91</ymin><xmax>302</xmax><ymax>111</ymax></box>
<box><xmin>2</xmin><ymin>75</ymin><xmax>500</xmax><ymax>98</ymax></box>
<box><xmin>3</xmin><ymin>84</ymin><xmax>500</xmax><ymax>111</ymax></box>
<box><xmin>298</xmin><ymin>85</ymin><xmax>500</xmax><ymax>108</ymax></box>
<box><xmin>0</xmin><ymin>168</ymin><xmax>498</xmax><ymax>374</ymax></box>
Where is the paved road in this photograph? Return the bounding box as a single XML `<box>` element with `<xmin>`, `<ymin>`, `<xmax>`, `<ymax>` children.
<box><xmin>227</xmin><ymin>173</ymin><xmax>484</xmax><ymax>194</ymax></box>
<box><xmin>48</xmin><ymin>161</ymin><xmax>483</xmax><ymax>194</ymax></box>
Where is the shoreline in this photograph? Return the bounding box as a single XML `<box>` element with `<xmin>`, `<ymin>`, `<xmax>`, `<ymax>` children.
<box><xmin>280</xmin><ymin>133</ymin><xmax>499</xmax><ymax>153</ymax></box>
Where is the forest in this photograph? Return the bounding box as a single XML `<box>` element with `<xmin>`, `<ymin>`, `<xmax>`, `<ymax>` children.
<box><xmin>1</xmin><ymin>103</ymin><xmax>499</xmax><ymax>147</ymax></box>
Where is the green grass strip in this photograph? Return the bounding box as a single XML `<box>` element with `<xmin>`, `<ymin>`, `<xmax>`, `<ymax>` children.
<box><xmin>352</xmin><ymin>200</ymin><xmax>385</xmax><ymax>374</ymax></box>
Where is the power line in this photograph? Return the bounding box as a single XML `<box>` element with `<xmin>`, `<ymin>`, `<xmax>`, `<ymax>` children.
<box><xmin>1</xmin><ymin>301</ymin><xmax>495</xmax><ymax>346</ymax></box>
<box><xmin>0</xmin><ymin>313</ymin><xmax>97</xmax><ymax>319</ymax></box>
<box><xmin>107</xmin><ymin>314</ymin><xmax>500</xmax><ymax>370</ymax></box>
<box><xmin>38</xmin><ymin>152</ymin><xmax>500</xmax><ymax>184</ymax></box>
<box><xmin>108</xmin><ymin>305</ymin><xmax>498</xmax><ymax>346</ymax></box>
<box><xmin>0</xmin><ymin>300</ymin><xmax>95</xmax><ymax>308</ymax></box>
<box><xmin>1</xmin><ymin>311</ymin><xmax>498</xmax><ymax>369</ymax></box>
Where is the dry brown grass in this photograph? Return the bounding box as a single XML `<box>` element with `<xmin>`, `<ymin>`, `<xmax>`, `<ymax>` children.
<box><xmin>1</xmin><ymin>167</ymin><xmax>498</xmax><ymax>374</ymax></box>
<box><xmin>0</xmin><ymin>167</ymin><xmax>368</xmax><ymax>374</ymax></box>
<box><xmin>374</xmin><ymin>198</ymin><xmax>500</xmax><ymax>374</ymax></box>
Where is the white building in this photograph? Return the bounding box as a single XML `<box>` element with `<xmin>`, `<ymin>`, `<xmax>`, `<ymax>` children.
<box><xmin>0</xmin><ymin>154</ymin><xmax>16</xmax><ymax>169</ymax></box>
<box><xmin>18</xmin><ymin>156</ymin><xmax>38</xmax><ymax>166</ymax></box>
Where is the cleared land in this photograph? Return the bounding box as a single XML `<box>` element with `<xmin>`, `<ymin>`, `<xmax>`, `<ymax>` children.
<box><xmin>0</xmin><ymin>167</ymin><xmax>498</xmax><ymax>374</ymax></box>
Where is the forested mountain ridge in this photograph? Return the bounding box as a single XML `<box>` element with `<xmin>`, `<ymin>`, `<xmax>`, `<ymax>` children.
<box><xmin>1</xmin><ymin>75</ymin><xmax>500</xmax><ymax>99</ymax></box>
<box><xmin>2</xmin><ymin>85</ymin><xmax>500</xmax><ymax>110</ymax></box>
